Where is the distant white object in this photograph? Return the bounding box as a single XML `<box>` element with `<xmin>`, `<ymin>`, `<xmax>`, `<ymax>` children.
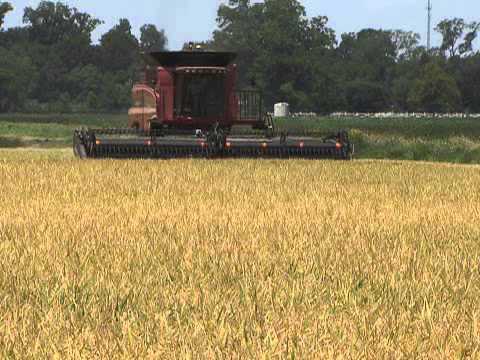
<box><xmin>274</xmin><ymin>103</ymin><xmax>290</xmax><ymax>117</ymax></box>
<box><xmin>329</xmin><ymin>112</ymin><xmax>480</xmax><ymax>119</ymax></box>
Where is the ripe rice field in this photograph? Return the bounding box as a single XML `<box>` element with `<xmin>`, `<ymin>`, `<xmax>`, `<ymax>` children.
<box><xmin>0</xmin><ymin>149</ymin><xmax>480</xmax><ymax>358</ymax></box>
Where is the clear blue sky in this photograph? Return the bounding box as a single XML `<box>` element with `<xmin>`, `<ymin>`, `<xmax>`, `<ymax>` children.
<box><xmin>4</xmin><ymin>0</ymin><xmax>480</xmax><ymax>50</ymax></box>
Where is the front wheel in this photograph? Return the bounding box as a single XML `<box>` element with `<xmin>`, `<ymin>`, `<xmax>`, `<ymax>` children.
<box><xmin>73</xmin><ymin>135</ymin><xmax>88</xmax><ymax>159</ymax></box>
<box><xmin>75</xmin><ymin>143</ymin><xmax>87</xmax><ymax>159</ymax></box>
<box><xmin>73</xmin><ymin>129</ymin><xmax>90</xmax><ymax>159</ymax></box>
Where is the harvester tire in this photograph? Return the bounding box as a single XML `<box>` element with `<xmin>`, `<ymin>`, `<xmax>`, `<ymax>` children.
<box><xmin>73</xmin><ymin>130</ymin><xmax>89</xmax><ymax>159</ymax></box>
<box><xmin>75</xmin><ymin>143</ymin><xmax>88</xmax><ymax>159</ymax></box>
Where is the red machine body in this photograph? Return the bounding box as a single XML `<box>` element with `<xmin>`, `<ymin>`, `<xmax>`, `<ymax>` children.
<box><xmin>128</xmin><ymin>51</ymin><xmax>263</xmax><ymax>131</ymax></box>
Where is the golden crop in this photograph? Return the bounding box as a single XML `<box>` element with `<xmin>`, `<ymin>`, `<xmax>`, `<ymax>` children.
<box><xmin>0</xmin><ymin>150</ymin><xmax>479</xmax><ymax>359</ymax></box>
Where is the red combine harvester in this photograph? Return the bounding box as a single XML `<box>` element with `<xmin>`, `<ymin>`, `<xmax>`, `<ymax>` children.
<box><xmin>74</xmin><ymin>50</ymin><xmax>353</xmax><ymax>159</ymax></box>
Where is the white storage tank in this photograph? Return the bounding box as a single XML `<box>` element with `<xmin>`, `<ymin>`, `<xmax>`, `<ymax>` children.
<box><xmin>274</xmin><ymin>103</ymin><xmax>290</xmax><ymax>117</ymax></box>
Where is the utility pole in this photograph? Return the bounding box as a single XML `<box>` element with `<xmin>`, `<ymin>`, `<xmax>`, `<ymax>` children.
<box><xmin>427</xmin><ymin>0</ymin><xmax>432</xmax><ymax>52</ymax></box>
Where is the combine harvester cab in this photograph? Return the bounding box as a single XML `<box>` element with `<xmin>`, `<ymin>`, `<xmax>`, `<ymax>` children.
<box><xmin>74</xmin><ymin>49</ymin><xmax>354</xmax><ymax>160</ymax></box>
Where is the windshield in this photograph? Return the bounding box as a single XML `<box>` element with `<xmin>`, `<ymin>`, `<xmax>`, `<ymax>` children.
<box><xmin>175</xmin><ymin>74</ymin><xmax>225</xmax><ymax>118</ymax></box>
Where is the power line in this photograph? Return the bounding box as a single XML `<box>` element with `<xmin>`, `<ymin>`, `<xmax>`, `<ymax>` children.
<box><xmin>427</xmin><ymin>0</ymin><xmax>432</xmax><ymax>51</ymax></box>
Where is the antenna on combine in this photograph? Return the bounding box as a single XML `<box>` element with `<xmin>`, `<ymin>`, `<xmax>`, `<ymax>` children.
<box><xmin>427</xmin><ymin>0</ymin><xmax>432</xmax><ymax>52</ymax></box>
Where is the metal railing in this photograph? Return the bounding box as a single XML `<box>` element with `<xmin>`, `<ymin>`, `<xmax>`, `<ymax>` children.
<box><xmin>236</xmin><ymin>90</ymin><xmax>263</xmax><ymax>122</ymax></box>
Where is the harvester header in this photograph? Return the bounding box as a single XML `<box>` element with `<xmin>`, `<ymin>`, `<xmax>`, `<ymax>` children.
<box><xmin>73</xmin><ymin>49</ymin><xmax>353</xmax><ymax>160</ymax></box>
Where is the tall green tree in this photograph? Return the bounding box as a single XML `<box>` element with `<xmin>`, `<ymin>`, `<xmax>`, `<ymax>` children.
<box><xmin>97</xmin><ymin>19</ymin><xmax>140</xmax><ymax>110</ymax></box>
<box><xmin>100</xmin><ymin>19</ymin><xmax>139</xmax><ymax>73</ymax></box>
<box><xmin>140</xmin><ymin>24</ymin><xmax>167</xmax><ymax>52</ymax></box>
<box><xmin>456</xmin><ymin>54</ymin><xmax>480</xmax><ymax>112</ymax></box>
<box><xmin>408</xmin><ymin>62</ymin><xmax>461</xmax><ymax>113</ymax></box>
<box><xmin>338</xmin><ymin>29</ymin><xmax>396</xmax><ymax>83</ymax></box>
<box><xmin>0</xmin><ymin>2</ymin><xmax>171</xmax><ymax>112</ymax></box>
<box><xmin>336</xmin><ymin>29</ymin><xmax>397</xmax><ymax>111</ymax></box>
<box><xmin>390</xmin><ymin>52</ymin><xmax>426</xmax><ymax>111</ymax></box>
<box><xmin>0</xmin><ymin>1</ymin><xmax>12</xmax><ymax>28</ymax></box>
<box><xmin>23</xmin><ymin>1</ymin><xmax>101</xmax><ymax>45</ymax></box>
<box><xmin>254</xmin><ymin>0</ymin><xmax>312</xmax><ymax>107</ymax></box>
<box><xmin>0</xmin><ymin>47</ymin><xmax>36</xmax><ymax>111</ymax></box>
<box><xmin>22</xmin><ymin>1</ymin><xmax>102</xmax><ymax>102</ymax></box>
<box><xmin>213</xmin><ymin>0</ymin><xmax>266</xmax><ymax>87</ymax></box>
<box><xmin>296</xmin><ymin>15</ymin><xmax>339</xmax><ymax>112</ymax></box>
<box><xmin>213</xmin><ymin>0</ymin><xmax>338</xmax><ymax>110</ymax></box>
<box><xmin>391</xmin><ymin>30</ymin><xmax>421</xmax><ymax>61</ymax></box>
<box><xmin>435</xmin><ymin>18</ymin><xmax>480</xmax><ymax>57</ymax></box>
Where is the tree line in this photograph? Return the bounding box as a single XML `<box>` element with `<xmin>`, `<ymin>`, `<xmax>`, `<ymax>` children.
<box><xmin>0</xmin><ymin>1</ymin><xmax>166</xmax><ymax>112</ymax></box>
<box><xmin>1</xmin><ymin>0</ymin><xmax>479</xmax><ymax>114</ymax></box>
